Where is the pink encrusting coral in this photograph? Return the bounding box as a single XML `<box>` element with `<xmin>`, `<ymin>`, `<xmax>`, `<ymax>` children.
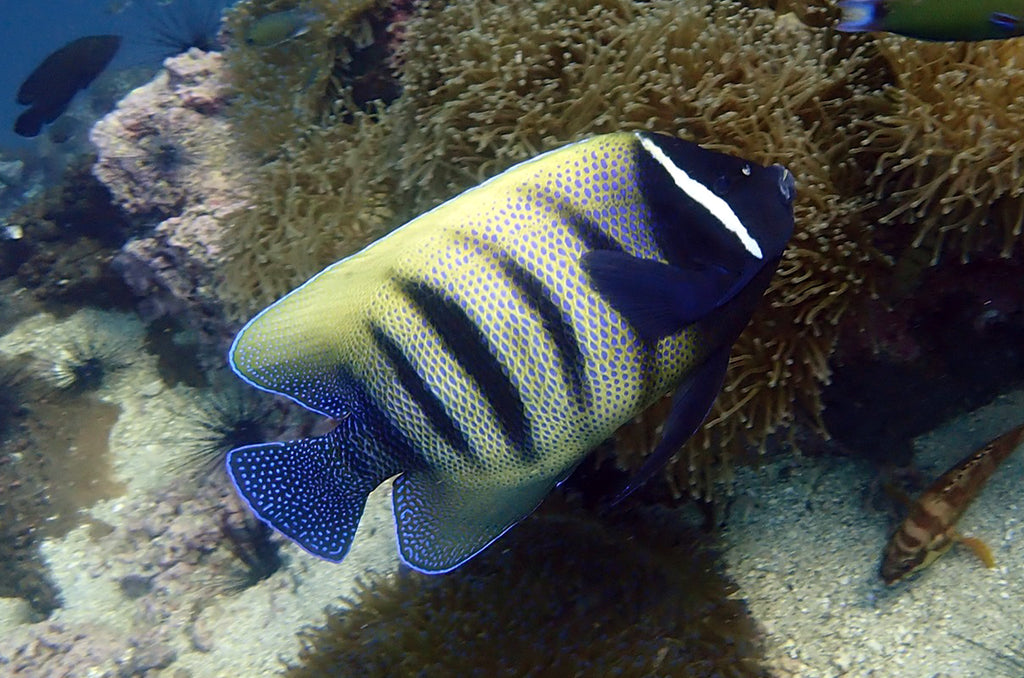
<box><xmin>90</xmin><ymin>49</ymin><xmax>234</xmax><ymax>217</ymax></box>
<box><xmin>91</xmin><ymin>49</ymin><xmax>249</xmax><ymax>352</ymax></box>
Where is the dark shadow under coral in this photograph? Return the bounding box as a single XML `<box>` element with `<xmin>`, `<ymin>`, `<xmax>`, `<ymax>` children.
<box><xmin>287</xmin><ymin>502</ymin><xmax>767</xmax><ymax>678</ymax></box>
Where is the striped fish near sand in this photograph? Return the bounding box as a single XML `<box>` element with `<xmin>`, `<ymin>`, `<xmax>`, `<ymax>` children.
<box><xmin>881</xmin><ymin>422</ymin><xmax>1024</xmax><ymax>584</ymax></box>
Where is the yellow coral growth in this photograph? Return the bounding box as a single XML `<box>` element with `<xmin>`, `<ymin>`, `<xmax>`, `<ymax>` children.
<box><xmin>863</xmin><ymin>39</ymin><xmax>1024</xmax><ymax>263</ymax></box>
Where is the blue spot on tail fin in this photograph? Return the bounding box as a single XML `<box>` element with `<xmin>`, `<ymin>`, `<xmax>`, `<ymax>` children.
<box><xmin>226</xmin><ymin>432</ymin><xmax>376</xmax><ymax>562</ymax></box>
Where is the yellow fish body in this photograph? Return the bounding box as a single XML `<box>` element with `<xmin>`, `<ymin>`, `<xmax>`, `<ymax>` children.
<box><xmin>227</xmin><ymin>131</ymin><xmax>795</xmax><ymax>573</ymax></box>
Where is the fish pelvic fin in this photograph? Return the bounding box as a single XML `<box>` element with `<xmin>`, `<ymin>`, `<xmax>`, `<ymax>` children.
<box><xmin>226</xmin><ymin>426</ymin><xmax>394</xmax><ymax>562</ymax></box>
<box><xmin>606</xmin><ymin>344</ymin><xmax>730</xmax><ymax>506</ymax></box>
<box><xmin>392</xmin><ymin>470</ymin><xmax>561</xmax><ymax>574</ymax></box>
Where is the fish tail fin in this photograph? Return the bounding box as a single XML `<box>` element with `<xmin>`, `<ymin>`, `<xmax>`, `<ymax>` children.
<box><xmin>957</xmin><ymin>535</ymin><xmax>996</xmax><ymax>569</ymax></box>
<box><xmin>226</xmin><ymin>429</ymin><xmax>385</xmax><ymax>562</ymax></box>
<box><xmin>836</xmin><ymin>0</ymin><xmax>886</xmax><ymax>32</ymax></box>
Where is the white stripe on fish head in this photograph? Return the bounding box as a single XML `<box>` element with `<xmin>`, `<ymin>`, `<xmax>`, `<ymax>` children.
<box><xmin>636</xmin><ymin>133</ymin><xmax>763</xmax><ymax>260</ymax></box>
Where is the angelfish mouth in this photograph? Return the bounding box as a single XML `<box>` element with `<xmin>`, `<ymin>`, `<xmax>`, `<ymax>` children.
<box><xmin>775</xmin><ymin>166</ymin><xmax>796</xmax><ymax>205</ymax></box>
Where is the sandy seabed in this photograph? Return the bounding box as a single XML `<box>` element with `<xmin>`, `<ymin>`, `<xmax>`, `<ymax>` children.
<box><xmin>724</xmin><ymin>390</ymin><xmax>1024</xmax><ymax>678</ymax></box>
<box><xmin>0</xmin><ymin>308</ymin><xmax>1021</xmax><ymax>677</ymax></box>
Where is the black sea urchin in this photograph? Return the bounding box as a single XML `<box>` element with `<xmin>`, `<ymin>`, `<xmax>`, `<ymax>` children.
<box><xmin>176</xmin><ymin>381</ymin><xmax>276</xmax><ymax>480</ymax></box>
<box><xmin>219</xmin><ymin>510</ymin><xmax>283</xmax><ymax>592</ymax></box>
<box><xmin>0</xmin><ymin>357</ymin><xmax>32</xmax><ymax>441</ymax></box>
<box><xmin>142</xmin><ymin>0</ymin><xmax>229</xmax><ymax>59</ymax></box>
<box><xmin>49</xmin><ymin>332</ymin><xmax>133</xmax><ymax>394</ymax></box>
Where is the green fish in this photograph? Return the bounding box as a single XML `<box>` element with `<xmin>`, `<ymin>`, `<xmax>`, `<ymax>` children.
<box><xmin>838</xmin><ymin>0</ymin><xmax>1024</xmax><ymax>41</ymax></box>
<box><xmin>244</xmin><ymin>8</ymin><xmax>321</xmax><ymax>47</ymax></box>
<box><xmin>226</xmin><ymin>132</ymin><xmax>795</xmax><ymax>573</ymax></box>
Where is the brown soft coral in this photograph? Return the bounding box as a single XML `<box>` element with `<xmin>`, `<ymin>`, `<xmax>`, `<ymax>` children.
<box><xmin>221</xmin><ymin>112</ymin><xmax>396</xmax><ymax>314</ymax></box>
<box><xmin>286</xmin><ymin>504</ymin><xmax>767</xmax><ymax>678</ymax></box>
<box><xmin>862</xmin><ymin>39</ymin><xmax>1024</xmax><ymax>263</ymax></box>
<box><xmin>384</xmin><ymin>0</ymin><xmax>888</xmax><ymax>497</ymax></box>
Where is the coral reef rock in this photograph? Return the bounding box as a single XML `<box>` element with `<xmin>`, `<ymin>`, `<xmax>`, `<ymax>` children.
<box><xmin>91</xmin><ymin>49</ymin><xmax>249</xmax><ymax>349</ymax></box>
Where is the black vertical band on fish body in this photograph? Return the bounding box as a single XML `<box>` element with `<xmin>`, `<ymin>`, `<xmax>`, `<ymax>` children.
<box><xmin>560</xmin><ymin>206</ymin><xmax>626</xmax><ymax>254</ymax></box>
<box><xmin>399</xmin><ymin>279</ymin><xmax>531</xmax><ymax>454</ymax></box>
<box><xmin>496</xmin><ymin>253</ymin><xmax>589</xmax><ymax>407</ymax></box>
<box><xmin>334</xmin><ymin>369</ymin><xmax>426</xmax><ymax>476</ymax></box>
<box><xmin>369</xmin><ymin>323</ymin><xmax>478</xmax><ymax>465</ymax></box>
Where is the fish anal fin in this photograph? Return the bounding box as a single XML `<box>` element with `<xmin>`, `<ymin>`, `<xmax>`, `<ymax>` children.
<box><xmin>392</xmin><ymin>471</ymin><xmax>559</xmax><ymax>573</ymax></box>
<box><xmin>956</xmin><ymin>534</ymin><xmax>996</xmax><ymax>569</ymax></box>
<box><xmin>608</xmin><ymin>344</ymin><xmax>730</xmax><ymax>506</ymax></box>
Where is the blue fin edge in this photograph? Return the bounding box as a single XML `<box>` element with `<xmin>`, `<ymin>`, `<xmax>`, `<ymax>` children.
<box><xmin>836</xmin><ymin>0</ymin><xmax>885</xmax><ymax>32</ymax></box>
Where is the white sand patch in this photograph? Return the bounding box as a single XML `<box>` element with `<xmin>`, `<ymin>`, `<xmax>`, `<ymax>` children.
<box><xmin>723</xmin><ymin>390</ymin><xmax>1024</xmax><ymax>678</ymax></box>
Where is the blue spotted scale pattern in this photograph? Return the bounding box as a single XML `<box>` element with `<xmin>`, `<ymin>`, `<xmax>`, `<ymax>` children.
<box><xmin>226</xmin><ymin>131</ymin><xmax>795</xmax><ymax>573</ymax></box>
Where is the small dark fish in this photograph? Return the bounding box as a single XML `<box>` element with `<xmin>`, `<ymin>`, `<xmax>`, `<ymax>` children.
<box><xmin>225</xmin><ymin>131</ymin><xmax>795</xmax><ymax>574</ymax></box>
<box><xmin>881</xmin><ymin>422</ymin><xmax>1024</xmax><ymax>584</ymax></box>
<box><xmin>14</xmin><ymin>35</ymin><xmax>121</xmax><ymax>138</ymax></box>
<box><xmin>838</xmin><ymin>0</ymin><xmax>1024</xmax><ymax>41</ymax></box>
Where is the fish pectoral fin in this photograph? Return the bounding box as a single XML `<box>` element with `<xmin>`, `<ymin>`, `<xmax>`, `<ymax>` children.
<box><xmin>956</xmin><ymin>534</ymin><xmax>996</xmax><ymax>569</ymax></box>
<box><xmin>607</xmin><ymin>344</ymin><xmax>730</xmax><ymax>506</ymax></box>
<box><xmin>226</xmin><ymin>432</ymin><xmax>377</xmax><ymax>562</ymax></box>
<box><xmin>581</xmin><ymin>249</ymin><xmax>738</xmax><ymax>341</ymax></box>
<box><xmin>392</xmin><ymin>471</ymin><xmax>559</xmax><ymax>573</ymax></box>
<box><xmin>881</xmin><ymin>480</ymin><xmax>915</xmax><ymax>513</ymax></box>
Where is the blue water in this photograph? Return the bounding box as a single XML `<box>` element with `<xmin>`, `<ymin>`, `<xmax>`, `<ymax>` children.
<box><xmin>0</xmin><ymin>0</ymin><xmax>229</xmax><ymax>150</ymax></box>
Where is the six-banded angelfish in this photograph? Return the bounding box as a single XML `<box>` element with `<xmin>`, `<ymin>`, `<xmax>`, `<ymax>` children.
<box><xmin>225</xmin><ymin>131</ymin><xmax>796</xmax><ymax>574</ymax></box>
<box><xmin>881</xmin><ymin>422</ymin><xmax>1024</xmax><ymax>585</ymax></box>
<box><xmin>838</xmin><ymin>0</ymin><xmax>1024</xmax><ymax>41</ymax></box>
